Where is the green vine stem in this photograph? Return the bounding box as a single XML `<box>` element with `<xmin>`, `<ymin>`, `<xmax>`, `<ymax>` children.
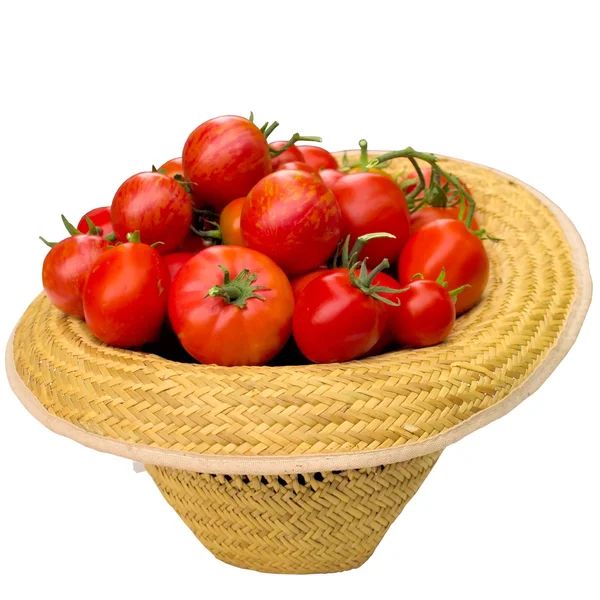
<box><xmin>333</xmin><ymin>232</ymin><xmax>396</xmax><ymax>269</ymax></box>
<box><xmin>206</xmin><ymin>265</ymin><xmax>270</xmax><ymax>308</ymax></box>
<box><xmin>348</xmin><ymin>259</ymin><xmax>407</xmax><ymax>306</ymax></box>
<box><xmin>40</xmin><ymin>215</ymin><xmax>114</xmax><ymax>248</ymax></box>
<box><xmin>269</xmin><ymin>132</ymin><xmax>322</xmax><ymax>157</ymax></box>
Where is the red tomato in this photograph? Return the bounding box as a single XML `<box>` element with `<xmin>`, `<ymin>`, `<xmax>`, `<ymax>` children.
<box><xmin>241</xmin><ymin>170</ymin><xmax>342</xmax><ymax>276</ymax></box>
<box><xmin>319</xmin><ymin>168</ymin><xmax>345</xmax><ymax>189</ymax></box>
<box><xmin>82</xmin><ymin>239</ymin><xmax>169</xmax><ymax>347</ymax></box>
<box><xmin>276</xmin><ymin>161</ymin><xmax>321</xmax><ymax>177</ymax></box>
<box><xmin>163</xmin><ymin>252</ymin><xmax>195</xmax><ymax>283</ymax></box>
<box><xmin>292</xmin><ymin>269</ymin><xmax>388</xmax><ymax>363</ymax></box>
<box><xmin>365</xmin><ymin>271</ymin><xmax>402</xmax><ymax>355</ymax></box>
<box><xmin>77</xmin><ymin>207</ymin><xmax>113</xmax><ymax>238</ymax></box>
<box><xmin>348</xmin><ymin>166</ymin><xmax>393</xmax><ymax>179</ymax></box>
<box><xmin>402</xmin><ymin>167</ymin><xmax>471</xmax><ymax>198</ymax></box>
<box><xmin>111</xmin><ymin>171</ymin><xmax>192</xmax><ymax>254</ymax></box>
<box><xmin>297</xmin><ymin>145</ymin><xmax>338</xmax><ymax>171</ymax></box>
<box><xmin>220</xmin><ymin>197</ymin><xmax>246</xmax><ymax>246</ymax></box>
<box><xmin>183</xmin><ymin>116</ymin><xmax>272</xmax><ymax>212</ymax></box>
<box><xmin>398</xmin><ymin>220</ymin><xmax>489</xmax><ymax>315</ymax></box>
<box><xmin>269</xmin><ymin>141</ymin><xmax>304</xmax><ymax>170</ymax></box>
<box><xmin>42</xmin><ymin>235</ymin><xmax>110</xmax><ymax>318</ymax></box>
<box><xmin>290</xmin><ymin>267</ymin><xmax>328</xmax><ymax>299</ymax></box>
<box><xmin>177</xmin><ymin>231</ymin><xmax>214</xmax><ymax>253</ymax></box>
<box><xmin>158</xmin><ymin>157</ymin><xmax>184</xmax><ymax>178</ymax></box>
<box><xmin>411</xmin><ymin>205</ymin><xmax>480</xmax><ymax>233</ymax></box>
<box><xmin>331</xmin><ymin>173</ymin><xmax>410</xmax><ymax>267</ymax></box>
<box><xmin>168</xmin><ymin>246</ymin><xmax>294</xmax><ymax>366</ymax></box>
<box><xmin>389</xmin><ymin>278</ymin><xmax>456</xmax><ymax>347</ymax></box>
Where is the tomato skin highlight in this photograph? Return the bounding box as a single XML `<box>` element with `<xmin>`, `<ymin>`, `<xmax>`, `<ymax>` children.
<box><xmin>389</xmin><ymin>279</ymin><xmax>456</xmax><ymax>348</ymax></box>
<box><xmin>42</xmin><ymin>235</ymin><xmax>111</xmax><ymax>318</ymax></box>
<box><xmin>269</xmin><ymin>141</ymin><xmax>304</xmax><ymax>170</ymax></box>
<box><xmin>158</xmin><ymin>157</ymin><xmax>184</xmax><ymax>178</ymax></box>
<box><xmin>168</xmin><ymin>246</ymin><xmax>294</xmax><ymax>366</ymax></box>
<box><xmin>183</xmin><ymin>116</ymin><xmax>272</xmax><ymax>212</ymax></box>
<box><xmin>241</xmin><ymin>170</ymin><xmax>342</xmax><ymax>276</ymax></box>
<box><xmin>398</xmin><ymin>219</ymin><xmax>489</xmax><ymax>315</ymax></box>
<box><xmin>411</xmin><ymin>205</ymin><xmax>480</xmax><ymax>233</ymax></box>
<box><xmin>292</xmin><ymin>269</ymin><xmax>387</xmax><ymax>363</ymax></box>
<box><xmin>220</xmin><ymin>197</ymin><xmax>246</xmax><ymax>246</ymax></box>
<box><xmin>290</xmin><ymin>267</ymin><xmax>327</xmax><ymax>299</ymax></box>
<box><xmin>331</xmin><ymin>173</ymin><xmax>410</xmax><ymax>267</ymax></box>
<box><xmin>82</xmin><ymin>242</ymin><xmax>169</xmax><ymax>348</ymax></box>
<box><xmin>111</xmin><ymin>172</ymin><xmax>192</xmax><ymax>254</ymax></box>
<box><xmin>77</xmin><ymin>207</ymin><xmax>113</xmax><ymax>238</ymax></box>
<box><xmin>163</xmin><ymin>252</ymin><xmax>195</xmax><ymax>283</ymax></box>
<box><xmin>319</xmin><ymin>169</ymin><xmax>345</xmax><ymax>189</ymax></box>
<box><xmin>297</xmin><ymin>145</ymin><xmax>338</xmax><ymax>171</ymax></box>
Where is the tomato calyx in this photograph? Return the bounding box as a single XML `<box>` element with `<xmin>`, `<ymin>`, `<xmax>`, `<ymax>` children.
<box><xmin>333</xmin><ymin>232</ymin><xmax>397</xmax><ymax>269</ymax></box>
<box><xmin>248</xmin><ymin>112</ymin><xmax>323</xmax><ymax>154</ymax></box>
<box><xmin>151</xmin><ymin>164</ymin><xmax>194</xmax><ymax>195</ymax></box>
<box><xmin>413</xmin><ymin>268</ymin><xmax>469</xmax><ymax>304</ymax></box>
<box><xmin>39</xmin><ymin>214</ymin><xmax>117</xmax><ymax>248</ymax></box>
<box><xmin>349</xmin><ymin>259</ymin><xmax>405</xmax><ymax>306</ymax></box>
<box><xmin>340</xmin><ymin>139</ymin><xmax>391</xmax><ymax>173</ymax></box>
<box><xmin>205</xmin><ymin>265</ymin><xmax>270</xmax><ymax>308</ymax></box>
<box><xmin>190</xmin><ymin>209</ymin><xmax>222</xmax><ymax>243</ymax></box>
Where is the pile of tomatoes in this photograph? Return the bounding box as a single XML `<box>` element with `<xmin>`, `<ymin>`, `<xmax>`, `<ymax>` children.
<box><xmin>41</xmin><ymin>114</ymin><xmax>493</xmax><ymax>366</ymax></box>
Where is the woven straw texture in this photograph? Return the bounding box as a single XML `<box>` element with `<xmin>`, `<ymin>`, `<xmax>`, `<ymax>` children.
<box><xmin>10</xmin><ymin>155</ymin><xmax>583</xmax><ymax>470</ymax></box>
<box><xmin>147</xmin><ymin>452</ymin><xmax>440</xmax><ymax>574</ymax></box>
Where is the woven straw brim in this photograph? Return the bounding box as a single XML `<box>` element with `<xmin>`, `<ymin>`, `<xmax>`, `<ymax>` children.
<box><xmin>6</xmin><ymin>155</ymin><xmax>592</xmax><ymax>475</ymax></box>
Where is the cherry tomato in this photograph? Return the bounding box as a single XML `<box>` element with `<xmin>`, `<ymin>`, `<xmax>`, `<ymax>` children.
<box><xmin>276</xmin><ymin>161</ymin><xmax>321</xmax><ymax>177</ymax></box>
<box><xmin>411</xmin><ymin>205</ymin><xmax>480</xmax><ymax>233</ymax></box>
<box><xmin>269</xmin><ymin>141</ymin><xmax>304</xmax><ymax>170</ymax></box>
<box><xmin>82</xmin><ymin>238</ymin><xmax>169</xmax><ymax>347</ymax></box>
<box><xmin>220</xmin><ymin>197</ymin><xmax>246</xmax><ymax>246</ymax></box>
<box><xmin>111</xmin><ymin>171</ymin><xmax>192</xmax><ymax>254</ymax></box>
<box><xmin>292</xmin><ymin>269</ymin><xmax>388</xmax><ymax>363</ymax></box>
<box><xmin>158</xmin><ymin>157</ymin><xmax>184</xmax><ymax>178</ymax></box>
<box><xmin>365</xmin><ymin>271</ymin><xmax>402</xmax><ymax>355</ymax></box>
<box><xmin>177</xmin><ymin>231</ymin><xmax>214</xmax><ymax>253</ymax></box>
<box><xmin>389</xmin><ymin>278</ymin><xmax>456</xmax><ymax>347</ymax></box>
<box><xmin>42</xmin><ymin>235</ymin><xmax>110</xmax><ymax>318</ymax></box>
<box><xmin>163</xmin><ymin>252</ymin><xmax>195</xmax><ymax>283</ymax></box>
<box><xmin>319</xmin><ymin>168</ymin><xmax>345</xmax><ymax>189</ymax></box>
<box><xmin>77</xmin><ymin>207</ymin><xmax>113</xmax><ymax>238</ymax></box>
<box><xmin>241</xmin><ymin>170</ymin><xmax>342</xmax><ymax>276</ymax></box>
<box><xmin>402</xmin><ymin>167</ymin><xmax>471</xmax><ymax>198</ymax></box>
<box><xmin>290</xmin><ymin>267</ymin><xmax>328</xmax><ymax>299</ymax></box>
<box><xmin>297</xmin><ymin>145</ymin><xmax>338</xmax><ymax>171</ymax></box>
<box><xmin>168</xmin><ymin>246</ymin><xmax>294</xmax><ymax>366</ymax></box>
<box><xmin>183</xmin><ymin>116</ymin><xmax>272</xmax><ymax>212</ymax></box>
<box><xmin>331</xmin><ymin>173</ymin><xmax>410</xmax><ymax>267</ymax></box>
<box><xmin>398</xmin><ymin>219</ymin><xmax>489</xmax><ymax>315</ymax></box>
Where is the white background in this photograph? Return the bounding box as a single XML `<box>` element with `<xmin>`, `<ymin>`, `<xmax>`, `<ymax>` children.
<box><xmin>1</xmin><ymin>1</ymin><xmax>598</xmax><ymax>599</ymax></box>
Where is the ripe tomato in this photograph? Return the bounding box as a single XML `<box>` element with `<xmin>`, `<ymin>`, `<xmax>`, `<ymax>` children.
<box><xmin>290</xmin><ymin>267</ymin><xmax>328</xmax><ymax>299</ymax></box>
<box><xmin>331</xmin><ymin>173</ymin><xmax>410</xmax><ymax>267</ymax></box>
<box><xmin>365</xmin><ymin>271</ymin><xmax>403</xmax><ymax>355</ymax></box>
<box><xmin>293</xmin><ymin>268</ymin><xmax>389</xmax><ymax>363</ymax></box>
<box><xmin>269</xmin><ymin>141</ymin><xmax>304</xmax><ymax>170</ymax></box>
<box><xmin>348</xmin><ymin>165</ymin><xmax>393</xmax><ymax>179</ymax></box>
<box><xmin>389</xmin><ymin>277</ymin><xmax>456</xmax><ymax>348</ymax></box>
<box><xmin>82</xmin><ymin>237</ymin><xmax>169</xmax><ymax>347</ymax></box>
<box><xmin>401</xmin><ymin>167</ymin><xmax>471</xmax><ymax>198</ymax></box>
<box><xmin>220</xmin><ymin>197</ymin><xmax>246</xmax><ymax>246</ymax></box>
<box><xmin>398</xmin><ymin>220</ymin><xmax>489</xmax><ymax>315</ymax></box>
<box><xmin>111</xmin><ymin>171</ymin><xmax>192</xmax><ymax>254</ymax></box>
<box><xmin>297</xmin><ymin>145</ymin><xmax>338</xmax><ymax>171</ymax></box>
<box><xmin>319</xmin><ymin>168</ymin><xmax>345</xmax><ymax>189</ymax></box>
<box><xmin>77</xmin><ymin>207</ymin><xmax>113</xmax><ymax>238</ymax></box>
<box><xmin>168</xmin><ymin>246</ymin><xmax>294</xmax><ymax>366</ymax></box>
<box><xmin>158</xmin><ymin>157</ymin><xmax>184</xmax><ymax>178</ymax></box>
<box><xmin>42</xmin><ymin>235</ymin><xmax>111</xmax><ymax>318</ymax></box>
<box><xmin>276</xmin><ymin>161</ymin><xmax>321</xmax><ymax>176</ymax></box>
<box><xmin>163</xmin><ymin>252</ymin><xmax>195</xmax><ymax>283</ymax></box>
<box><xmin>410</xmin><ymin>205</ymin><xmax>480</xmax><ymax>233</ymax></box>
<box><xmin>177</xmin><ymin>231</ymin><xmax>214</xmax><ymax>253</ymax></box>
<box><xmin>183</xmin><ymin>116</ymin><xmax>271</xmax><ymax>212</ymax></box>
<box><xmin>241</xmin><ymin>170</ymin><xmax>342</xmax><ymax>276</ymax></box>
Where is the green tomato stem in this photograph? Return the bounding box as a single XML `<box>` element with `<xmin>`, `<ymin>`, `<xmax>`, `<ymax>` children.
<box><xmin>205</xmin><ymin>265</ymin><xmax>270</xmax><ymax>308</ymax></box>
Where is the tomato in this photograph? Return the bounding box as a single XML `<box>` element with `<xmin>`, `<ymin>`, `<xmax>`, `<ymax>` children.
<box><xmin>111</xmin><ymin>171</ymin><xmax>192</xmax><ymax>254</ymax></box>
<box><xmin>411</xmin><ymin>205</ymin><xmax>480</xmax><ymax>233</ymax></box>
<box><xmin>389</xmin><ymin>278</ymin><xmax>456</xmax><ymax>348</ymax></box>
<box><xmin>330</xmin><ymin>173</ymin><xmax>410</xmax><ymax>267</ymax></box>
<box><xmin>220</xmin><ymin>197</ymin><xmax>246</xmax><ymax>246</ymax></box>
<box><xmin>168</xmin><ymin>246</ymin><xmax>294</xmax><ymax>366</ymax></box>
<box><xmin>241</xmin><ymin>170</ymin><xmax>342</xmax><ymax>276</ymax></box>
<box><xmin>290</xmin><ymin>267</ymin><xmax>328</xmax><ymax>299</ymax></box>
<box><xmin>297</xmin><ymin>145</ymin><xmax>338</xmax><ymax>171</ymax></box>
<box><xmin>163</xmin><ymin>252</ymin><xmax>195</xmax><ymax>283</ymax></box>
<box><xmin>177</xmin><ymin>231</ymin><xmax>214</xmax><ymax>253</ymax></box>
<box><xmin>365</xmin><ymin>271</ymin><xmax>402</xmax><ymax>355</ymax></box>
<box><xmin>82</xmin><ymin>237</ymin><xmax>169</xmax><ymax>347</ymax></box>
<box><xmin>401</xmin><ymin>167</ymin><xmax>471</xmax><ymax>198</ymax></box>
<box><xmin>292</xmin><ymin>268</ymin><xmax>388</xmax><ymax>363</ymax></box>
<box><xmin>348</xmin><ymin>166</ymin><xmax>393</xmax><ymax>179</ymax></box>
<box><xmin>398</xmin><ymin>219</ymin><xmax>489</xmax><ymax>315</ymax></box>
<box><xmin>319</xmin><ymin>169</ymin><xmax>345</xmax><ymax>189</ymax></box>
<box><xmin>77</xmin><ymin>207</ymin><xmax>113</xmax><ymax>238</ymax></box>
<box><xmin>42</xmin><ymin>235</ymin><xmax>110</xmax><ymax>318</ymax></box>
<box><xmin>183</xmin><ymin>116</ymin><xmax>272</xmax><ymax>212</ymax></box>
<box><xmin>276</xmin><ymin>161</ymin><xmax>321</xmax><ymax>177</ymax></box>
<box><xmin>158</xmin><ymin>157</ymin><xmax>184</xmax><ymax>178</ymax></box>
<box><xmin>269</xmin><ymin>140</ymin><xmax>304</xmax><ymax>170</ymax></box>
